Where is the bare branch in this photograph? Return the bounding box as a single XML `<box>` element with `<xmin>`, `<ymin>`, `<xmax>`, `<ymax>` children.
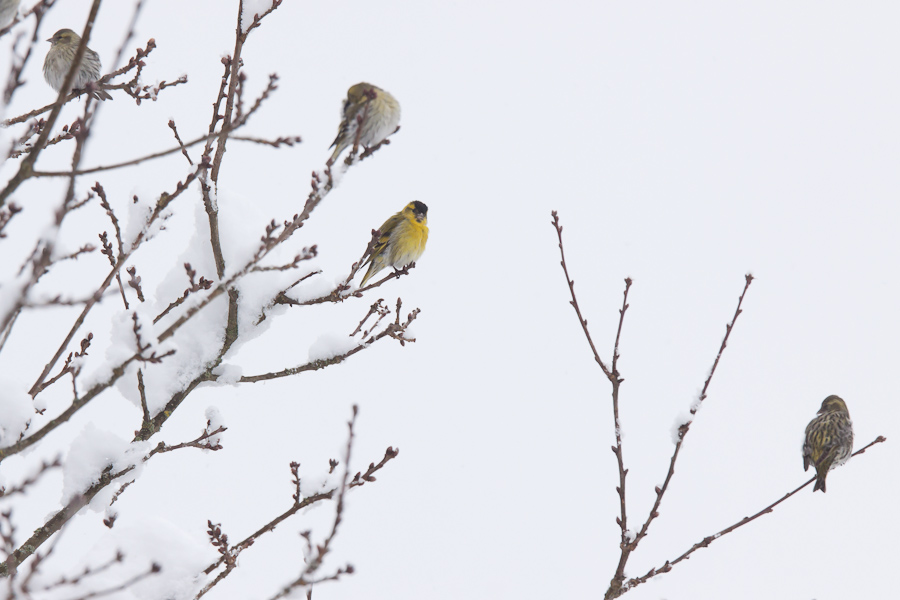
<box><xmin>197</xmin><ymin>432</ymin><xmax>396</xmax><ymax>599</ymax></box>
<box><xmin>622</xmin><ymin>436</ymin><xmax>887</xmax><ymax>595</ymax></box>
<box><xmin>168</xmin><ymin>119</ymin><xmax>193</xmax><ymax>165</ymax></box>
<box><xmin>551</xmin><ymin>211</ymin><xmax>614</xmax><ymax>379</ymax></box>
<box><xmin>230</xmin><ymin>134</ymin><xmax>301</xmax><ymax>148</ymax></box>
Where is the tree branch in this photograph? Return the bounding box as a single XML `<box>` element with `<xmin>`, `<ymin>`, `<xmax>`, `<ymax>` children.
<box><xmin>622</xmin><ymin>435</ymin><xmax>887</xmax><ymax>594</ymax></box>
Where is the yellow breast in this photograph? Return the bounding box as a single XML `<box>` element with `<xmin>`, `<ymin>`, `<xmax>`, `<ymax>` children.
<box><xmin>388</xmin><ymin>217</ymin><xmax>428</xmax><ymax>268</ymax></box>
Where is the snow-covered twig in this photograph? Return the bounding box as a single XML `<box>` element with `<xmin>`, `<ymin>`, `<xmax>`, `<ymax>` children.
<box><xmin>239</xmin><ymin>300</ymin><xmax>419</xmax><ymax>383</ymax></box>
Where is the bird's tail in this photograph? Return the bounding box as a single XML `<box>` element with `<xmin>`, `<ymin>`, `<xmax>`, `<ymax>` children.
<box><xmin>327</xmin><ymin>124</ymin><xmax>351</xmax><ymax>165</ymax></box>
<box><xmin>90</xmin><ymin>84</ymin><xmax>113</xmax><ymax>101</ymax></box>
<box><xmin>327</xmin><ymin>142</ymin><xmax>344</xmax><ymax>166</ymax></box>
<box><xmin>359</xmin><ymin>263</ymin><xmax>377</xmax><ymax>287</ymax></box>
<box><xmin>813</xmin><ymin>473</ymin><xmax>827</xmax><ymax>493</ymax></box>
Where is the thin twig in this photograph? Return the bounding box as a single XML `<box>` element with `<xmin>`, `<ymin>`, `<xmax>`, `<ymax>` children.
<box><xmin>148</xmin><ymin>426</ymin><xmax>226</xmax><ymax>456</ymax></box>
<box><xmin>551</xmin><ymin>211</ymin><xmax>613</xmax><ymax>379</ymax></box>
<box><xmin>609</xmin><ymin>279</ymin><xmax>632</xmax><ymax>569</ymax></box>
<box><xmin>239</xmin><ymin>309</ymin><xmax>417</xmax><ymax>382</ymax></box>
<box><xmin>31</xmin><ymin>132</ymin><xmax>216</xmax><ymax>175</ymax></box>
<box><xmin>168</xmin><ymin>119</ymin><xmax>193</xmax><ymax>165</ymax></box>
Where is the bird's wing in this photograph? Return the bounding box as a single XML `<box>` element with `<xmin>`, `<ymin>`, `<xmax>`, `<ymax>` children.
<box><xmin>361</xmin><ymin>213</ymin><xmax>403</xmax><ymax>267</ymax></box>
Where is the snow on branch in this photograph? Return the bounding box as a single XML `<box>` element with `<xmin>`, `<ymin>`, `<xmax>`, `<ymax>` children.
<box><xmin>0</xmin><ymin>0</ymin><xmax>415</xmax><ymax>595</ymax></box>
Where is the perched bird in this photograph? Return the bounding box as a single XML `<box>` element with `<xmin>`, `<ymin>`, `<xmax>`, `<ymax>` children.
<box><xmin>328</xmin><ymin>82</ymin><xmax>400</xmax><ymax>165</ymax></box>
<box><xmin>359</xmin><ymin>201</ymin><xmax>428</xmax><ymax>287</ymax></box>
<box><xmin>802</xmin><ymin>395</ymin><xmax>854</xmax><ymax>493</ymax></box>
<box><xmin>0</xmin><ymin>0</ymin><xmax>20</xmax><ymax>30</ymax></box>
<box><xmin>43</xmin><ymin>28</ymin><xmax>113</xmax><ymax>100</ymax></box>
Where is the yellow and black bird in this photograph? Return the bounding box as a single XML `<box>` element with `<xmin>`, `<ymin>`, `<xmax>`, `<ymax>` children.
<box><xmin>360</xmin><ymin>201</ymin><xmax>428</xmax><ymax>287</ymax></box>
<box><xmin>328</xmin><ymin>82</ymin><xmax>400</xmax><ymax>165</ymax></box>
<box><xmin>802</xmin><ymin>395</ymin><xmax>854</xmax><ymax>493</ymax></box>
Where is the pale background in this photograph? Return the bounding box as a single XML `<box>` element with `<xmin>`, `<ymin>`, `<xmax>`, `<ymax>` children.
<box><xmin>0</xmin><ymin>1</ymin><xmax>897</xmax><ymax>599</ymax></box>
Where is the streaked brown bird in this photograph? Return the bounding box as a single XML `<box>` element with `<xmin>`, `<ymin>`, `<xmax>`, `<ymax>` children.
<box><xmin>327</xmin><ymin>82</ymin><xmax>400</xmax><ymax>166</ymax></box>
<box><xmin>802</xmin><ymin>395</ymin><xmax>853</xmax><ymax>493</ymax></box>
<box><xmin>43</xmin><ymin>28</ymin><xmax>112</xmax><ymax>101</ymax></box>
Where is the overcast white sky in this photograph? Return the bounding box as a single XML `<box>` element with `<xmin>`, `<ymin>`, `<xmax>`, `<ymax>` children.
<box><xmin>1</xmin><ymin>1</ymin><xmax>898</xmax><ymax>599</ymax></box>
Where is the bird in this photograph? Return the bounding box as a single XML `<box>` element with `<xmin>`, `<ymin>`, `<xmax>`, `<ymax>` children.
<box><xmin>0</xmin><ymin>0</ymin><xmax>20</xmax><ymax>30</ymax></box>
<box><xmin>359</xmin><ymin>201</ymin><xmax>428</xmax><ymax>287</ymax></box>
<box><xmin>802</xmin><ymin>395</ymin><xmax>854</xmax><ymax>493</ymax></box>
<box><xmin>327</xmin><ymin>82</ymin><xmax>400</xmax><ymax>166</ymax></box>
<box><xmin>43</xmin><ymin>28</ymin><xmax>113</xmax><ymax>101</ymax></box>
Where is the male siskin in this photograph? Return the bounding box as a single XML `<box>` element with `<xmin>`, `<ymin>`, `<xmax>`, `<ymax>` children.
<box><xmin>43</xmin><ymin>28</ymin><xmax>113</xmax><ymax>100</ymax></box>
<box><xmin>0</xmin><ymin>0</ymin><xmax>20</xmax><ymax>29</ymax></box>
<box><xmin>802</xmin><ymin>395</ymin><xmax>853</xmax><ymax>493</ymax></box>
<box><xmin>328</xmin><ymin>82</ymin><xmax>400</xmax><ymax>165</ymax></box>
<box><xmin>360</xmin><ymin>201</ymin><xmax>428</xmax><ymax>287</ymax></box>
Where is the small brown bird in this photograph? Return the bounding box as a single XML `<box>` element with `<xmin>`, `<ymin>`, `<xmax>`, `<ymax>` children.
<box><xmin>327</xmin><ymin>82</ymin><xmax>400</xmax><ymax>166</ymax></box>
<box><xmin>43</xmin><ymin>28</ymin><xmax>112</xmax><ymax>101</ymax></box>
<box><xmin>802</xmin><ymin>395</ymin><xmax>854</xmax><ymax>493</ymax></box>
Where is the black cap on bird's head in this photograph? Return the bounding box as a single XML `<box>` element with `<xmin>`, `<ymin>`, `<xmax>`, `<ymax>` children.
<box><xmin>411</xmin><ymin>201</ymin><xmax>427</xmax><ymax>219</ymax></box>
